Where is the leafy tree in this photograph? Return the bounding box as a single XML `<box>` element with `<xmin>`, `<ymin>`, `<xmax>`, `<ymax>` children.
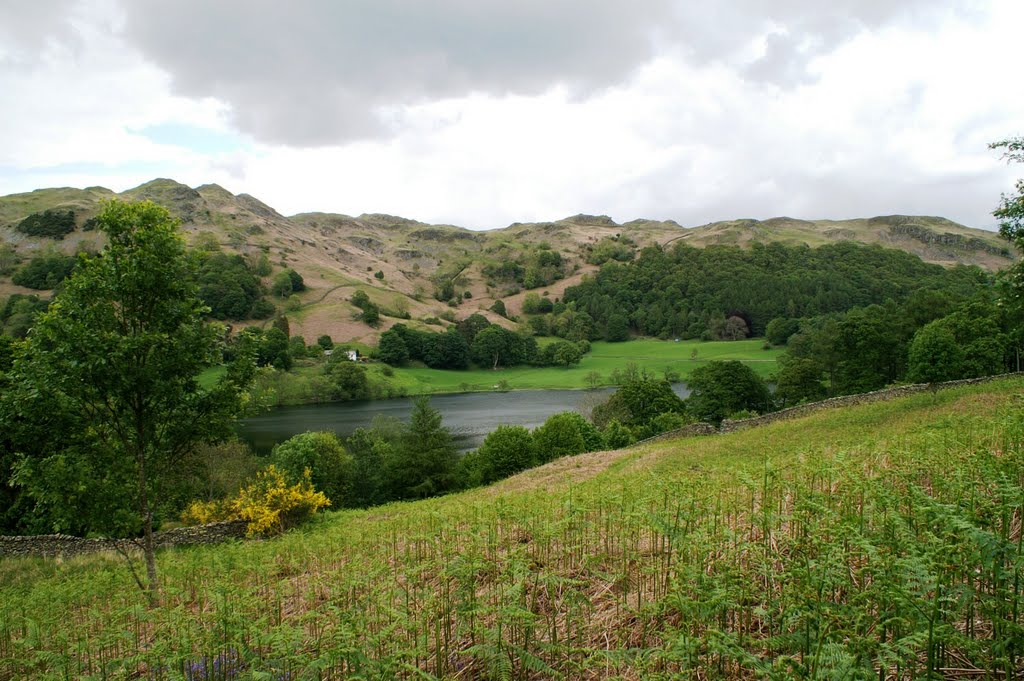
<box><xmin>774</xmin><ymin>357</ymin><xmax>827</xmax><ymax>407</ymax></box>
<box><xmin>477</xmin><ymin>425</ymin><xmax>536</xmax><ymax>484</ymax></box>
<box><xmin>906</xmin><ymin>323</ymin><xmax>964</xmax><ymax>383</ymax></box>
<box><xmin>601</xmin><ymin>419</ymin><xmax>635</xmax><ymax>448</ymax></box>
<box><xmin>424</xmin><ymin>328</ymin><xmax>470</xmax><ymax>369</ymax></box>
<box><xmin>196</xmin><ymin>253</ymin><xmax>267</xmax><ymax>320</ymax></box>
<box><xmin>286</xmin><ymin>268</ymin><xmax>305</xmax><ymax>292</ymax></box>
<box><xmin>317</xmin><ymin>334</ymin><xmax>333</xmax><ymax>351</ymax></box>
<box><xmin>765</xmin><ymin>317</ymin><xmax>800</xmax><ymax>346</ymax></box>
<box><xmin>377</xmin><ymin>328</ymin><xmax>410</xmax><ymax>365</ymax></box>
<box><xmin>472</xmin><ymin>325</ymin><xmax>523</xmax><ymax>369</ymax></box>
<box><xmin>605</xmin><ymin>313</ymin><xmax>630</xmax><ymax>342</ymax></box>
<box><xmin>0</xmin><ymin>200</ymin><xmax>250</xmax><ymax>600</ymax></box>
<box><xmin>591</xmin><ymin>377</ymin><xmax>685</xmax><ymax>429</ymax></box>
<box><xmin>686</xmin><ymin>360</ymin><xmax>771</xmax><ymax>424</ymax></box>
<box><xmin>384</xmin><ymin>397</ymin><xmax>457</xmax><ymax>499</ymax></box>
<box><xmin>325</xmin><ymin>357</ymin><xmax>371</xmax><ymax>401</ymax></box>
<box><xmin>457</xmin><ymin>313</ymin><xmax>492</xmax><ymax>345</ymax></box>
<box><xmin>271</xmin><ymin>431</ymin><xmax>354</xmax><ymax>503</ymax></box>
<box><xmin>532</xmin><ymin>412</ymin><xmax>594</xmax><ymax>463</ymax></box>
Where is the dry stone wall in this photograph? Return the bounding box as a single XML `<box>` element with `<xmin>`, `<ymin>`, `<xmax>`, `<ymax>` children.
<box><xmin>635</xmin><ymin>373</ymin><xmax>1022</xmax><ymax>447</ymax></box>
<box><xmin>0</xmin><ymin>521</ymin><xmax>247</xmax><ymax>559</ymax></box>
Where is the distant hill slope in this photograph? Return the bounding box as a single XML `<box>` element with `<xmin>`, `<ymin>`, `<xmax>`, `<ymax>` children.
<box><xmin>0</xmin><ymin>179</ymin><xmax>1014</xmax><ymax>342</ymax></box>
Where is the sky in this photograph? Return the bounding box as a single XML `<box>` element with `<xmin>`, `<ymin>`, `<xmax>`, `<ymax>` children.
<box><xmin>0</xmin><ymin>0</ymin><xmax>1021</xmax><ymax>231</ymax></box>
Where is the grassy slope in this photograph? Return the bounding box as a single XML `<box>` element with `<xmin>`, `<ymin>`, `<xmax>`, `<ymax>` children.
<box><xmin>389</xmin><ymin>338</ymin><xmax>781</xmax><ymax>394</ymax></box>
<box><xmin>3</xmin><ymin>377</ymin><xmax>1023</xmax><ymax>678</ymax></box>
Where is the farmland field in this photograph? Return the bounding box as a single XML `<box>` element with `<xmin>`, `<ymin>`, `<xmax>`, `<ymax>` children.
<box><xmin>3</xmin><ymin>376</ymin><xmax>1023</xmax><ymax>678</ymax></box>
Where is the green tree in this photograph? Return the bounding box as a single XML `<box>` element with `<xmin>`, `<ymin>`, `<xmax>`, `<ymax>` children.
<box><xmin>774</xmin><ymin>357</ymin><xmax>827</xmax><ymax>407</ymax></box>
<box><xmin>377</xmin><ymin>328</ymin><xmax>410</xmax><ymax>365</ymax></box>
<box><xmin>325</xmin><ymin>359</ymin><xmax>371</xmax><ymax>401</ymax></box>
<box><xmin>591</xmin><ymin>377</ymin><xmax>685</xmax><ymax>429</ymax></box>
<box><xmin>906</xmin><ymin>323</ymin><xmax>964</xmax><ymax>383</ymax></box>
<box><xmin>384</xmin><ymin>397</ymin><xmax>457</xmax><ymax>499</ymax></box>
<box><xmin>765</xmin><ymin>317</ymin><xmax>800</xmax><ymax>346</ymax></box>
<box><xmin>532</xmin><ymin>412</ymin><xmax>595</xmax><ymax>463</ymax></box>
<box><xmin>0</xmin><ymin>200</ymin><xmax>250</xmax><ymax>600</ymax></box>
<box><xmin>477</xmin><ymin>425</ymin><xmax>536</xmax><ymax>484</ymax></box>
<box><xmin>271</xmin><ymin>431</ymin><xmax>354</xmax><ymax>504</ymax></box>
<box><xmin>686</xmin><ymin>360</ymin><xmax>772</xmax><ymax>424</ymax></box>
<box><xmin>317</xmin><ymin>334</ymin><xmax>334</xmax><ymax>351</ymax></box>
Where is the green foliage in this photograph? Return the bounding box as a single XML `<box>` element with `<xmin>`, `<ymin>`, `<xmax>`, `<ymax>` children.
<box><xmin>317</xmin><ymin>334</ymin><xmax>334</xmax><ymax>351</ymax></box>
<box><xmin>196</xmin><ymin>252</ymin><xmax>268</xmax><ymax>320</ymax></box>
<box><xmin>565</xmin><ymin>241</ymin><xmax>987</xmax><ymax>339</ymax></box>
<box><xmin>601</xmin><ymin>419</ymin><xmax>635</xmax><ymax>448</ymax></box>
<box><xmin>324</xmin><ymin>356</ymin><xmax>371</xmax><ymax>401</ymax></box>
<box><xmin>774</xmin><ymin>357</ymin><xmax>828</xmax><ymax>406</ymax></box>
<box><xmin>271</xmin><ymin>431</ymin><xmax>354</xmax><ymax>503</ymax></box>
<box><xmin>586</xmin><ymin>236</ymin><xmax>635</xmax><ymax>265</ymax></box>
<box><xmin>272</xmin><ymin>268</ymin><xmax>305</xmax><ymax>298</ymax></box>
<box><xmin>686</xmin><ymin>360</ymin><xmax>772</xmax><ymax>423</ymax></box>
<box><xmin>471</xmin><ymin>325</ymin><xmax>530</xmax><ymax>369</ymax></box>
<box><xmin>907</xmin><ymin>302</ymin><xmax>1006</xmax><ymax>383</ymax></box>
<box><xmin>374</xmin><ymin>270</ymin><xmax>385</xmax><ymax>280</ymax></box>
<box><xmin>456</xmin><ymin>313</ymin><xmax>491</xmax><ymax>345</ymax></box>
<box><xmin>360</xmin><ymin>302</ymin><xmax>380</xmax><ymax>326</ymax></box>
<box><xmin>0</xmin><ymin>243</ymin><xmax>20</xmax><ymax>276</ymax></box>
<box><xmin>592</xmin><ymin>377</ymin><xmax>686</xmax><ymax>430</ymax></box>
<box><xmin>0</xmin><ymin>200</ymin><xmax>251</xmax><ymax>594</ymax></box>
<box><xmin>765</xmin><ymin>317</ymin><xmax>801</xmax><ymax>345</ymax></box>
<box><xmin>377</xmin><ymin>328</ymin><xmax>410</xmax><ymax>365</ymax></box>
<box><xmin>350</xmin><ymin>289</ymin><xmax>371</xmax><ymax>310</ymax></box>
<box><xmin>477</xmin><ymin>425</ymin><xmax>536</xmax><ymax>484</ymax></box>
<box><xmin>11</xmin><ymin>252</ymin><xmax>76</xmax><ymax>289</ymax></box>
<box><xmin>532</xmin><ymin>411</ymin><xmax>595</xmax><ymax>463</ymax></box>
<box><xmin>384</xmin><ymin>397</ymin><xmax>458</xmax><ymax>500</ymax></box>
<box><xmin>0</xmin><ymin>294</ymin><xmax>48</xmax><ymax>338</ymax></box>
<box><xmin>16</xmin><ymin>209</ymin><xmax>76</xmax><ymax>239</ymax></box>
<box><xmin>604</xmin><ymin>313</ymin><xmax>630</xmax><ymax>342</ymax></box>
<box><xmin>490</xmin><ymin>299</ymin><xmax>508</xmax><ymax>318</ymax></box>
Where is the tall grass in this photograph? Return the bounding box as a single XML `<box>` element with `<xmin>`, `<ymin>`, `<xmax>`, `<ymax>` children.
<box><xmin>2</xmin><ymin>379</ymin><xmax>1023</xmax><ymax>679</ymax></box>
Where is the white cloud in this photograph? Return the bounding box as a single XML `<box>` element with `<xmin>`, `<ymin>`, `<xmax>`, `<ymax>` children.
<box><xmin>0</xmin><ymin>0</ymin><xmax>1020</xmax><ymax>231</ymax></box>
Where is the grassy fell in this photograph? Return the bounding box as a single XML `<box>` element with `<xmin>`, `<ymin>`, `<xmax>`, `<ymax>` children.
<box><xmin>3</xmin><ymin>378</ymin><xmax>1024</xmax><ymax>678</ymax></box>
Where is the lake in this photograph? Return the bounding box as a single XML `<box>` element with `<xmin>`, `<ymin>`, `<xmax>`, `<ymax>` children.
<box><xmin>238</xmin><ymin>384</ymin><xmax>691</xmax><ymax>454</ymax></box>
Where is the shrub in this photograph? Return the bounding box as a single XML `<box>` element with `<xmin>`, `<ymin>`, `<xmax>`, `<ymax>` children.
<box><xmin>477</xmin><ymin>425</ymin><xmax>536</xmax><ymax>484</ymax></box>
<box><xmin>12</xmin><ymin>253</ymin><xmax>76</xmax><ymax>289</ymax></box>
<box><xmin>16</xmin><ymin>209</ymin><xmax>76</xmax><ymax>239</ymax></box>
<box><xmin>271</xmin><ymin>431</ymin><xmax>354</xmax><ymax>502</ymax></box>
<box><xmin>182</xmin><ymin>465</ymin><xmax>329</xmax><ymax>537</ymax></box>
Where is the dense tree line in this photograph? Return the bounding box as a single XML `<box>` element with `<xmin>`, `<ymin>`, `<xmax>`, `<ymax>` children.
<box><xmin>563</xmin><ymin>241</ymin><xmax>989</xmax><ymax>340</ymax></box>
<box><xmin>376</xmin><ymin>313</ymin><xmax>587</xmax><ymax>369</ymax></box>
<box><xmin>197</xmin><ymin>252</ymin><xmax>274</xmax><ymax>320</ymax></box>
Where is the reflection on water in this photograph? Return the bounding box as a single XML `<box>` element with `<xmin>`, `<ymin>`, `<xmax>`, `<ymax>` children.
<box><xmin>238</xmin><ymin>384</ymin><xmax>691</xmax><ymax>454</ymax></box>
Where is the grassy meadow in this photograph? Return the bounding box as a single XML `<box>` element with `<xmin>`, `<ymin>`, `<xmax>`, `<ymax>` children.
<box><xmin>249</xmin><ymin>338</ymin><xmax>783</xmax><ymax>405</ymax></box>
<box><xmin>385</xmin><ymin>338</ymin><xmax>780</xmax><ymax>394</ymax></box>
<box><xmin>3</xmin><ymin>377</ymin><xmax>1024</xmax><ymax>678</ymax></box>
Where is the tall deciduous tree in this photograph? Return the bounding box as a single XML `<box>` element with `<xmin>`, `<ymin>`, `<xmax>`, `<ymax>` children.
<box><xmin>1</xmin><ymin>201</ymin><xmax>250</xmax><ymax>601</ymax></box>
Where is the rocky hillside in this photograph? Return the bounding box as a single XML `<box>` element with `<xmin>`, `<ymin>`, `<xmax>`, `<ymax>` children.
<box><xmin>0</xmin><ymin>179</ymin><xmax>1014</xmax><ymax>343</ymax></box>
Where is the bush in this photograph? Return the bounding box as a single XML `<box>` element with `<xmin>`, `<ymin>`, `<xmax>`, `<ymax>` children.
<box><xmin>12</xmin><ymin>253</ymin><xmax>76</xmax><ymax>289</ymax></box>
<box><xmin>271</xmin><ymin>431</ymin><xmax>354</xmax><ymax>503</ymax></box>
<box><xmin>16</xmin><ymin>209</ymin><xmax>76</xmax><ymax>239</ymax></box>
<box><xmin>477</xmin><ymin>425</ymin><xmax>536</xmax><ymax>484</ymax></box>
<box><xmin>182</xmin><ymin>465</ymin><xmax>330</xmax><ymax>537</ymax></box>
<box><xmin>532</xmin><ymin>412</ymin><xmax>598</xmax><ymax>464</ymax></box>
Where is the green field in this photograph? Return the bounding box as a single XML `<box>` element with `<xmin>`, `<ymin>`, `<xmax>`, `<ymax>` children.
<box><xmin>3</xmin><ymin>377</ymin><xmax>1022</xmax><ymax>678</ymax></box>
<box><xmin>385</xmin><ymin>337</ymin><xmax>781</xmax><ymax>395</ymax></box>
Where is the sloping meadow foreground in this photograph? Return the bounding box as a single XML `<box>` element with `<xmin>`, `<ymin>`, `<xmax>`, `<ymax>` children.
<box><xmin>2</xmin><ymin>378</ymin><xmax>1024</xmax><ymax>679</ymax></box>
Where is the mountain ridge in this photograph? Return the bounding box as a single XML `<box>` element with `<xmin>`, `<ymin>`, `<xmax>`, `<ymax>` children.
<box><xmin>0</xmin><ymin>178</ymin><xmax>1014</xmax><ymax>343</ymax></box>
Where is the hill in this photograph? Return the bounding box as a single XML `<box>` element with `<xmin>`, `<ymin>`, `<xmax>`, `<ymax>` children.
<box><xmin>2</xmin><ymin>376</ymin><xmax>1022</xmax><ymax>677</ymax></box>
<box><xmin>0</xmin><ymin>179</ymin><xmax>1014</xmax><ymax>343</ymax></box>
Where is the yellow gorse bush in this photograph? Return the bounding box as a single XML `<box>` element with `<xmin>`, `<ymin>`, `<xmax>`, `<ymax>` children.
<box><xmin>181</xmin><ymin>465</ymin><xmax>330</xmax><ymax>537</ymax></box>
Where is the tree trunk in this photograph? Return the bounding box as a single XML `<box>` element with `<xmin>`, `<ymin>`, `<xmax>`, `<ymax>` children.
<box><xmin>138</xmin><ymin>457</ymin><xmax>159</xmax><ymax>606</ymax></box>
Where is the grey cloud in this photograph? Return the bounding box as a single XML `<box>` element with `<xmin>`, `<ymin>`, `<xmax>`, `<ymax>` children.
<box><xmin>0</xmin><ymin>0</ymin><xmax>82</xmax><ymax>65</ymax></box>
<box><xmin>118</xmin><ymin>0</ymin><xmax>674</xmax><ymax>145</ymax></box>
<box><xmin>113</xmin><ymin>0</ymin><xmax>968</xmax><ymax>145</ymax></box>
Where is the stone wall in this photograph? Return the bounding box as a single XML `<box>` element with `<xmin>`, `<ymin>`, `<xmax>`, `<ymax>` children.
<box><xmin>0</xmin><ymin>520</ymin><xmax>247</xmax><ymax>560</ymax></box>
<box><xmin>634</xmin><ymin>372</ymin><xmax>1022</xmax><ymax>448</ymax></box>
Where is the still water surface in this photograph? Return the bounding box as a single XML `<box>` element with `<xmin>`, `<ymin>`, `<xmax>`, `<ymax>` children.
<box><xmin>238</xmin><ymin>384</ymin><xmax>691</xmax><ymax>454</ymax></box>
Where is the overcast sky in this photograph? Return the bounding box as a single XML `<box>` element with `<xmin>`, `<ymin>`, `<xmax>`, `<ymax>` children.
<box><xmin>0</xmin><ymin>0</ymin><xmax>1021</xmax><ymax>230</ymax></box>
